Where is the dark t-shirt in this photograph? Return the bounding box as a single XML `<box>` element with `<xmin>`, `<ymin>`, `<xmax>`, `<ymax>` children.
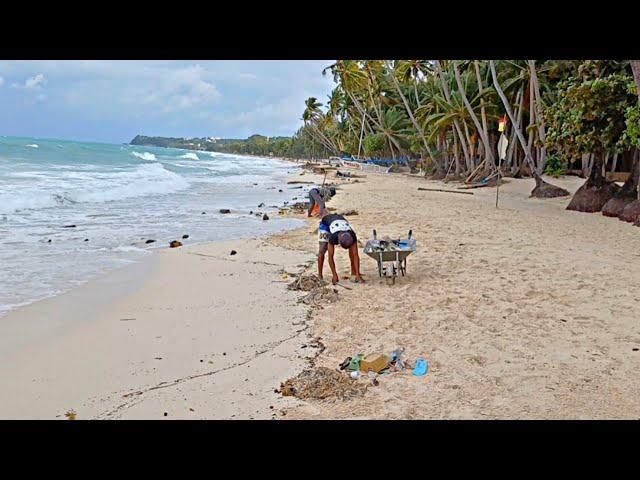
<box><xmin>320</xmin><ymin>214</ymin><xmax>357</xmax><ymax>245</ymax></box>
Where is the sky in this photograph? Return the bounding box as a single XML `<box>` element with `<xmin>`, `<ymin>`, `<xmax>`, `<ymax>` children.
<box><xmin>0</xmin><ymin>60</ymin><xmax>336</xmax><ymax>144</ymax></box>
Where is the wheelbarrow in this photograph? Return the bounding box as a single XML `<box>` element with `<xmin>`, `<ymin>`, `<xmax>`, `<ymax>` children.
<box><xmin>363</xmin><ymin>229</ymin><xmax>417</xmax><ymax>284</ymax></box>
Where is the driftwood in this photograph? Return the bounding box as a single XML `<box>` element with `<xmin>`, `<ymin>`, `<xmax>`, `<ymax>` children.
<box><xmin>457</xmin><ymin>183</ymin><xmax>490</xmax><ymax>190</ymax></box>
<box><xmin>418</xmin><ymin>187</ymin><xmax>474</xmax><ymax>195</ymax></box>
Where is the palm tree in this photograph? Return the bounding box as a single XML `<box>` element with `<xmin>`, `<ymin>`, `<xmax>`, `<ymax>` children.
<box><xmin>302</xmin><ymin>97</ymin><xmax>339</xmax><ymax>155</ymax></box>
<box><xmin>489</xmin><ymin>60</ymin><xmax>569</xmax><ymax>198</ymax></box>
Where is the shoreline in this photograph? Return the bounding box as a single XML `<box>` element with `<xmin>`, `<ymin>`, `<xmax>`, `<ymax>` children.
<box><xmin>0</xmin><ymin>163</ymin><xmax>322</xmax><ymax>419</ymax></box>
<box><xmin>3</xmin><ymin>167</ymin><xmax>640</xmax><ymax>419</ymax></box>
<box><xmin>0</xmin><ymin>235</ymin><xmax>317</xmax><ymax>419</ymax></box>
<box><xmin>0</xmin><ymin>151</ymin><xmax>306</xmax><ymax>321</ymax></box>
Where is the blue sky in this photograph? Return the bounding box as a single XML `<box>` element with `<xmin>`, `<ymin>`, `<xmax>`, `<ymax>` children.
<box><xmin>0</xmin><ymin>61</ymin><xmax>336</xmax><ymax>143</ymax></box>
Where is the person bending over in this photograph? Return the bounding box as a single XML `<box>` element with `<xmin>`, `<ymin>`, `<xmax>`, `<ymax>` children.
<box><xmin>307</xmin><ymin>186</ymin><xmax>336</xmax><ymax>217</ymax></box>
<box><xmin>317</xmin><ymin>214</ymin><xmax>364</xmax><ymax>284</ymax></box>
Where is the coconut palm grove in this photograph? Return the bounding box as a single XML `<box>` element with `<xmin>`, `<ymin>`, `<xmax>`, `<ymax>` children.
<box><xmin>219</xmin><ymin>60</ymin><xmax>640</xmax><ymax>222</ymax></box>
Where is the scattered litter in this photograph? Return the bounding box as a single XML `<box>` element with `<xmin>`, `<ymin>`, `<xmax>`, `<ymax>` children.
<box><xmin>350</xmin><ymin>371</ymin><xmax>360</xmax><ymax>379</ymax></box>
<box><xmin>412</xmin><ymin>358</ymin><xmax>429</xmax><ymax>376</ymax></box>
<box><xmin>182</xmin><ymin>234</ymin><xmax>189</xmax><ymax>239</ymax></box>
<box><xmin>280</xmin><ymin>367</ymin><xmax>367</xmax><ymax>401</ymax></box>
<box><xmin>346</xmin><ymin>354</ymin><xmax>364</xmax><ymax>371</ymax></box>
<box><xmin>390</xmin><ymin>347</ymin><xmax>406</xmax><ymax>370</ymax></box>
<box><xmin>169</xmin><ymin>240</ymin><xmax>183</xmax><ymax>248</ymax></box>
<box><xmin>359</xmin><ymin>353</ymin><xmax>391</xmax><ymax>373</ymax></box>
<box><xmin>219</xmin><ymin>209</ymin><xmax>231</xmax><ymax>214</ymax></box>
<box><xmin>64</xmin><ymin>410</ymin><xmax>77</xmax><ymax>420</ymax></box>
<box><xmin>230</xmin><ymin>250</ymin><xmax>237</xmax><ymax>255</ymax></box>
<box><xmin>339</xmin><ymin>357</ymin><xmax>352</xmax><ymax>370</ymax></box>
<box><xmin>340</xmin><ymin>209</ymin><xmax>359</xmax><ymax>216</ymax></box>
<box><xmin>262</xmin><ymin>214</ymin><xmax>269</xmax><ymax>221</ymax></box>
<box><xmin>119</xmin><ymin>318</ymin><xmax>136</xmax><ymax>321</ymax></box>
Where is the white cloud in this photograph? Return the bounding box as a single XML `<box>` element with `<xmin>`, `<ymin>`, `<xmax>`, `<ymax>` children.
<box><xmin>0</xmin><ymin>76</ymin><xmax>4</xmax><ymax>87</ymax></box>
<box><xmin>159</xmin><ymin>65</ymin><xmax>220</xmax><ymax>112</ymax></box>
<box><xmin>62</xmin><ymin>64</ymin><xmax>220</xmax><ymax>115</ymax></box>
<box><xmin>12</xmin><ymin>73</ymin><xmax>46</xmax><ymax>89</ymax></box>
<box><xmin>25</xmin><ymin>73</ymin><xmax>45</xmax><ymax>89</ymax></box>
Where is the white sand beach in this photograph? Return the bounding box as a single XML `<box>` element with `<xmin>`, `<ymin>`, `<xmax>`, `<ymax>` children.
<box><xmin>2</xmin><ymin>169</ymin><xmax>640</xmax><ymax>419</ymax></box>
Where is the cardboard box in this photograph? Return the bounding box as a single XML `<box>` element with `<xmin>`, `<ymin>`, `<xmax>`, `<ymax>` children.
<box><xmin>359</xmin><ymin>354</ymin><xmax>391</xmax><ymax>373</ymax></box>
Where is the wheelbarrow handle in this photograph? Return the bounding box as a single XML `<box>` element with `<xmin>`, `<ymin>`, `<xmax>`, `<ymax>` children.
<box><xmin>373</xmin><ymin>229</ymin><xmax>377</xmax><ymax>240</ymax></box>
<box><xmin>408</xmin><ymin>229</ymin><xmax>412</xmax><ymax>239</ymax></box>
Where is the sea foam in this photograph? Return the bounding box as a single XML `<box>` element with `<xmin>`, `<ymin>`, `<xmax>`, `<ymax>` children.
<box><xmin>131</xmin><ymin>151</ymin><xmax>157</xmax><ymax>161</ymax></box>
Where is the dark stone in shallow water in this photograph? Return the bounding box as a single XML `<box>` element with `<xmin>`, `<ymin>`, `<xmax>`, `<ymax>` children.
<box><xmin>182</xmin><ymin>234</ymin><xmax>189</xmax><ymax>239</ymax></box>
<box><xmin>278</xmin><ymin>189</ymin><xmax>283</xmax><ymax>192</ymax></box>
<box><xmin>145</xmin><ymin>239</ymin><xmax>156</xmax><ymax>244</ymax></box>
<box><xmin>169</xmin><ymin>240</ymin><xmax>182</xmax><ymax>248</ymax></box>
<box><xmin>201</xmin><ymin>211</ymin><xmax>206</xmax><ymax>214</ymax></box>
<box><xmin>230</xmin><ymin>250</ymin><xmax>237</xmax><ymax>255</ymax></box>
<box><xmin>219</xmin><ymin>209</ymin><xmax>231</xmax><ymax>214</ymax></box>
<box><xmin>84</xmin><ymin>238</ymin><xmax>89</xmax><ymax>242</ymax></box>
<box><xmin>262</xmin><ymin>214</ymin><xmax>269</xmax><ymax>221</ymax></box>
<box><xmin>249</xmin><ymin>211</ymin><xmax>253</xmax><ymax>214</ymax></box>
<box><xmin>47</xmin><ymin>239</ymin><xmax>52</xmax><ymax>243</ymax></box>
<box><xmin>63</xmin><ymin>225</ymin><xmax>76</xmax><ymax>228</ymax></box>
<box><xmin>258</xmin><ymin>202</ymin><xmax>265</xmax><ymax>208</ymax></box>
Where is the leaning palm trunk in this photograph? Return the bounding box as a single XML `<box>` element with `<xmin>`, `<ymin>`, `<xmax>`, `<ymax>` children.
<box><xmin>310</xmin><ymin>124</ymin><xmax>340</xmax><ymax>155</ymax></box>
<box><xmin>452</xmin><ymin>61</ymin><xmax>496</xmax><ymax>168</ymax></box>
<box><xmin>528</xmin><ymin>60</ymin><xmax>547</xmax><ymax>172</ymax></box>
<box><xmin>489</xmin><ymin>60</ymin><xmax>569</xmax><ymax>198</ymax></box>
<box><xmin>345</xmin><ymin>85</ymin><xmax>405</xmax><ymax>156</ymax></box>
<box><xmin>388</xmin><ymin>65</ymin><xmax>441</xmax><ymax>172</ymax></box>
<box><xmin>474</xmin><ymin>61</ymin><xmax>490</xmax><ymax>152</ymax></box>
<box><xmin>434</xmin><ymin>61</ymin><xmax>472</xmax><ymax>168</ymax></box>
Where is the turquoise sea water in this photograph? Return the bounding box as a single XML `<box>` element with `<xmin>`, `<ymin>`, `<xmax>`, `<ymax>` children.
<box><xmin>0</xmin><ymin>136</ymin><xmax>306</xmax><ymax>316</ymax></box>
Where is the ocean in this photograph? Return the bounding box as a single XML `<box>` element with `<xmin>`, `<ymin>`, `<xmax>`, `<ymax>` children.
<box><xmin>0</xmin><ymin>136</ymin><xmax>307</xmax><ymax>316</ymax></box>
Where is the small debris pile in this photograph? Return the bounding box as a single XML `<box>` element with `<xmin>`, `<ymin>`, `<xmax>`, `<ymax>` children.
<box><xmin>279</xmin><ymin>201</ymin><xmax>309</xmax><ymax>215</ymax></box>
<box><xmin>298</xmin><ymin>286</ymin><xmax>339</xmax><ymax>306</ymax></box>
<box><xmin>279</xmin><ymin>367</ymin><xmax>367</xmax><ymax>401</ymax></box>
<box><xmin>287</xmin><ymin>273</ymin><xmax>325</xmax><ymax>291</ymax></box>
<box><xmin>288</xmin><ymin>273</ymin><xmax>338</xmax><ymax>307</ymax></box>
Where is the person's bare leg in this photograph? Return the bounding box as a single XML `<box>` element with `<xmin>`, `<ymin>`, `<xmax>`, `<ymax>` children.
<box><xmin>318</xmin><ymin>242</ymin><xmax>327</xmax><ymax>279</ymax></box>
<box><xmin>350</xmin><ymin>244</ymin><xmax>364</xmax><ymax>282</ymax></box>
<box><xmin>348</xmin><ymin>247</ymin><xmax>356</xmax><ymax>275</ymax></box>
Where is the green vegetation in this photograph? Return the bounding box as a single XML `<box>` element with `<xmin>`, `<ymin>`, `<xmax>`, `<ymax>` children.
<box><xmin>132</xmin><ymin>60</ymin><xmax>640</xmax><ymax>208</ymax></box>
<box><xmin>544</xmin><ymin>154</ymin><xmax>567</xmax><ymax>178</ymax></box>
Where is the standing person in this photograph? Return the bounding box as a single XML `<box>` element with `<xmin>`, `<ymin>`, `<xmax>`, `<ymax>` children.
<box><xmin>317</xmin><ymin>213</ymin><xmax>364</xmax><ymax>285</ymax></box>
<box><xmin>307</xmin><ymin>185</ymin><xmax>336</xmax><ymax>217</ymax></box>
